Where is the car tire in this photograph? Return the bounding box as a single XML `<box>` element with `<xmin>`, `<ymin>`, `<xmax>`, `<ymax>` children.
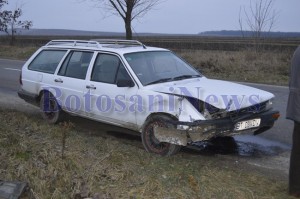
<box><xmin>141</xmin><ymin>115</ymin><xmax>181</xmax><ymax>156</ymax></box>
<box><xmin>40</xmin><ymin>92</ymin><xmax>64</xmax><ymax>124</ymax></box>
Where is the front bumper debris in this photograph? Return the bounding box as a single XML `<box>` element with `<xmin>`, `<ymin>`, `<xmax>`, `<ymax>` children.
<box><xmin>154</xmin><ymin>109</ymin><xmax>280</xmax><ymax>146</ymax></box>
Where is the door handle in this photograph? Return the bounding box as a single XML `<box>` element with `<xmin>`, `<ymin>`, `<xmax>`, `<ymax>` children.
<box><xmin>54</xmin><ymin>78</ymin><xmax>63</xmax><ymax>83</ymax></box>
<box><xmin>86</xmin><ymin>85</ymin><xmax>96</xmax><ymax>90</ymax></box>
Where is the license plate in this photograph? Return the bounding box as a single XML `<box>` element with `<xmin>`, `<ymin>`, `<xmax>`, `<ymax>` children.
<box><xmin>234</xmin><ymin>119</ymin><xmax>261</xmax><ymax>131</ymax></box>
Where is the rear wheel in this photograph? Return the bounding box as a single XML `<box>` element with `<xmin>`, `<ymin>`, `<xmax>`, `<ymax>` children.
<box><xmin>40</xmin><ymin>92</ymin><xmax>64</xmax><ymax>124</ymax></box>
<box><xmin>141</xmin><ymin>115</ymin><xmax>181</xmax><ymax>156</ymax></box>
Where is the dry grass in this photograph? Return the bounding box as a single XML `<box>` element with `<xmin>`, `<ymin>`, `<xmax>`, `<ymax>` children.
<box><xmin>0</xmin><ymin>110</ymin><xmax>292</xmax><ymax>198</ymax></box>
<box><xmin>0</xmin><ymin>45</ymin><xmax>38</xmax><ymax>60</ymax></box>
<box><xmin>176</xmin><ymin>49</ymin><xmax>292</xmax><ymax>86</ymax></box>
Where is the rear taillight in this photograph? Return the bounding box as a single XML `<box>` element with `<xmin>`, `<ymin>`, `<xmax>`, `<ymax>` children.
<box><xmin>19</xmin><ymin>72</ymin><xmax>23</xmax><ymax>85</ymax></box>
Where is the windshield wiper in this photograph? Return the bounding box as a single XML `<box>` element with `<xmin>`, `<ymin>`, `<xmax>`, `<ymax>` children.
<box><xmin>146</xmin><ymin>75</ymin><xmax>201</xmax><ymax>86</ymax></box>
<box><xmin>173</xmin><ymin>74</ymin><xmax>201</xmax><ymax>81</ymax></box>
<box><xmin>146</xmin><ymin>78</ymin><xmax>173</xmax><ymax>86</ymax></box>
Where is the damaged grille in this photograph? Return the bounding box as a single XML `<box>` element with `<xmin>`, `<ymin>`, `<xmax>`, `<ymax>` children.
<box><xmin>227</xmin><ymin>101</ymin><xmax>268</xmax><ymax>119</ymax></box>
<box><xmin>186</xmin><ymin>96</ymin><xmax>269</xmax><ymax>120</ymax></box>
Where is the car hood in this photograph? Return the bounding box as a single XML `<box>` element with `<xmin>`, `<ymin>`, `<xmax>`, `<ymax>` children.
<box><xmin>146</xmin><ymin>78</ymin><xmax>274</xmax><ymax>111</ymax></box>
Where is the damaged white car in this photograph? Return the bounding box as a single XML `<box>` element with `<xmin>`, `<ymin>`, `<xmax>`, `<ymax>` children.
<box><xmin>18</xmin><ymin>40</ymin><xmax>280</xmax><ymax>156</ymax></box>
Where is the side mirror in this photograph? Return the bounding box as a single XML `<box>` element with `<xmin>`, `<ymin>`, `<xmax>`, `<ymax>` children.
<box><xmin>117</xmin><ymin>79</ymin><xmax>135</xmax><ymax>87</ymax></box>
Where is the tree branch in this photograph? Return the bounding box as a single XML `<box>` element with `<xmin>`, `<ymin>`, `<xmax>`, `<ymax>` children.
<box><xmin>108</xmin><ymin>0</ymin><xmax>126</xmax><ymax>19</ymax></box>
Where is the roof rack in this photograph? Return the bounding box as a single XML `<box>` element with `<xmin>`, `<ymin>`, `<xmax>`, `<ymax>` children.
<box><xmin>92</xmin><ymin>39</ymin><xmax>146</xmax><ymax>48</ymax></box>
<box><xmin>46</xmin><ymin>40</ymin><xmax>101</xmax><ymax>48</ymax></box>
<box><xmin>45</xmin><ymin>39</ymin><xmax>146</xmax><ymax>49</ymax></box>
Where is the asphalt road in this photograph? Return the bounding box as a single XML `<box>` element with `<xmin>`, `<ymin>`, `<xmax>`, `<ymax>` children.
<box><xmin>0</xmin><ymin>59</ymin><xmax>23</xmax><ymax>92</ymax></box>
<box><xmin>0</xmin><ymin>58</ymin><xmax>293</xmax><ymax>145</ymax></box>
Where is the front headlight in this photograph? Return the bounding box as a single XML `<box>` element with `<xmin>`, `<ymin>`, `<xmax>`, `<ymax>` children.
<box><xmin>265</xmin><ymin>98</ymin><xmax>274</xmax><ymax>111</ymax></box>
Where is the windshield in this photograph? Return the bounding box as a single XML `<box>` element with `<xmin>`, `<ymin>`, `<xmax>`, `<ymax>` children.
<box><xmin>124</xmin><ymin>51</ymin><xmax>202</xmax><ymax>86</ymax></box>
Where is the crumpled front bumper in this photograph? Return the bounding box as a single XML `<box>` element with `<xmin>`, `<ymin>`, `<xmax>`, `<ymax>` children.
<box><xmin>154</xmin><ymin>109</ymin><xmax>280</xmax><ymax>146</ymax></box>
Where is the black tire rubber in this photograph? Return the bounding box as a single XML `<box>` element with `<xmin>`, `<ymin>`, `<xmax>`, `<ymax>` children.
<box><xmin>141</xmin><ymin>115</ymin><xmax>181</xmax><ymax>156</ymax></box>
<box><xmin>40</xmin><ymin>92</ymin><xmax>65</xmax><ymax>124</ymax></box>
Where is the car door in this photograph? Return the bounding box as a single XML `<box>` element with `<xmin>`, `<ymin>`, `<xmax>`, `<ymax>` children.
<box><xmin>53</xmin><ymin>50</ymin><xmax>95</xmax><ymax>115</ymax></box>
<box><xmin>84</xmin><ymin>52</ymin><xmax>138</xmax><ymax>129</ymax></box>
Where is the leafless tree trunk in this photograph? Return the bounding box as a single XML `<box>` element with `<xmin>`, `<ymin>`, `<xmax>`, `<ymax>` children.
<box><xmin>88</xmin><ymin>0</ymin><xmax>161</xmax><ymax>40</ymax></box>
<box><xmin>238</xmin><ymin>0</ymin><xmax>278</xmax><ymax>50</ymax></box>
<box><xmin>238</xmin><ymin>7</ymin><xmax>245</xmax><ymax>38</ymax></box>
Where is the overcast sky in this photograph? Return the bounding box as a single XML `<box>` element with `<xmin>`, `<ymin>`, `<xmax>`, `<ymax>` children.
<box><xmin>4</xmin><ymin>0</ymin><xmax>300</xmax><ymax>34</ymax></box>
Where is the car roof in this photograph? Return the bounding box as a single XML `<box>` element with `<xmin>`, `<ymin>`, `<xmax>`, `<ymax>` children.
<box><xmin>42</xmin><ymin>39</ymin><xmax>169</xmax><ymax>55</ymax></box>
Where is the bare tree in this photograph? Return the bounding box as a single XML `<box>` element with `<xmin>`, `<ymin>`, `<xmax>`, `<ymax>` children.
<box><xmin>0</xmin><ymin>0</ymin><xmax>8</xmax><ymax>32</ymax></box>
<box><xmin>89</xmin><ymin>0</ymin><xmax>162</xmax><ymax>39</ymax></box>
<box><xmin>0</xmin><ymin>0</ymin><xmax>5</xmax><ymax>8</ymax></box>
<box><xmin>238</xmin><ymin>7</ymin><xmax>245</xmax><ymax>38</ymax></box>
<box><xmin>0</xmin><ymin>1</ymin><xmax>32</xmax><ymax>45</ymax></box>
<box><xmin>239</xmin><ymin>0</ymin><xmax>277</xmax><ymax>39</ymax></box>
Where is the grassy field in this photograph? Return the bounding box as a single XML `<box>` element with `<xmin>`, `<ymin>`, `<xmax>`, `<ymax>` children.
<box><xmin>0</xmin><ymin>110</ymin><xmax>292</xmax><ymax>198</ymax></box>
<box><xmin>177</xmin><ymin>49</ymin><xmax>291</xmax><ymax>86</ymax></box>
<box><xmin>0</xmin><ymin>44</ymin><xmax>292</xmax><ymax>86</ymax></box>
<box><xmin>1</xmin><ymin>35</ymin><xmax>299</xmax><ymax>51</ymax></box>
<box><xmin>0</xmin><ymin>45</ymin><xmax>37</xmax><ymax>60</ymax></box>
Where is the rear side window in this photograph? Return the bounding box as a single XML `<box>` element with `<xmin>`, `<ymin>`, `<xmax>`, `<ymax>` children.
<box><xmin>28</xmin><ymin>50</ymin><xmax>67</xmax><ymax>74</ymax></box>
<box><xmin>58</xmin><ymin>51</ymin><xmax>93</xmax><ymax>80</ymax></box>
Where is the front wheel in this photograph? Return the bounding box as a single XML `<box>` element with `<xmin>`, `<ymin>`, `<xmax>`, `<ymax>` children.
<box><xmin>141</xmin><ymin>115</ymin><xmax>181</xmax><ymax>156</ymax></box>
<box><xmin>40</xmin><ymin>92</ymin><xmax>65</xmax><ymax>124</ymax></box>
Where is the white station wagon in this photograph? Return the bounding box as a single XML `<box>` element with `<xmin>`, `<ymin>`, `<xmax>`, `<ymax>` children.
<box><xmin>18</xmin><ymin>39</ymin><xmax>280</xmax><ymax>156</ymax></box>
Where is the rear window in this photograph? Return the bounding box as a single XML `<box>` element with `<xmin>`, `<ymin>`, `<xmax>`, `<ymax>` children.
<box><xmin>28</xmin><ymin>50</ymin><xmax>67</xmax><ymax>74</ymax></box>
